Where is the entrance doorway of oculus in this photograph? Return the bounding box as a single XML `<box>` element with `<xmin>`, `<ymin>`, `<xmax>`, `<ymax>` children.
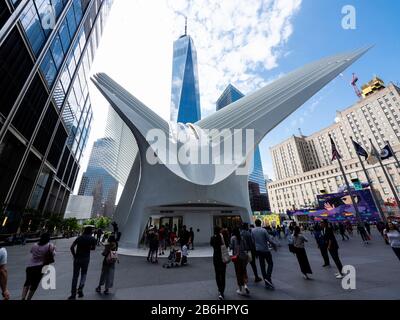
<box><xmin>213</xmin><ymin>215</ymin><xmax>242</xmax><ymax>233</ymax></box>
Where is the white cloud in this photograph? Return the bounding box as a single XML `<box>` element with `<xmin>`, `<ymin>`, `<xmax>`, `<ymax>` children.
<box><xmin>75</xmin><ymin>0</ymin><xmax>302</xmax><ymax>193</ymax></box>
<box><xmin>167</xmin><ymin>0</ymin><xmax>302</xmax><ymax>116</ymax></box>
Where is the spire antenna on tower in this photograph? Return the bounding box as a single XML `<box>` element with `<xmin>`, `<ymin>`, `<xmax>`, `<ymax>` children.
<box><xmin>184</xmin><ymin>15</ymin><xmax>187</xmax><ymax>36</ymax></box>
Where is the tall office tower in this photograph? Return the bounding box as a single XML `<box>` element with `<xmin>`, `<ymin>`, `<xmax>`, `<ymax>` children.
<box><xmin>170</xmin><ymin>20</ymin><xmax>201</xmax><ymax>123</ymax></box>
<box><xmin>216</xmin><ymin>84</ymin><xmax>270</xmax><ymax>212</ymax></box>
<box><xmin>0</xmin><ymin>0</ymin><xmax>113</xmax><ymax>234</ymax></box>
<box><xmin>102</xmin><ymin>107</ymin><xmax>137</xmax><ymax>185</ymax></box>
<box><xmin>78</xmin><ymin>137</ymin><xmax>118</xmax><ymax>217</ymax></box>
<box><xmin>268</xmin><ymin>79</ymin><xmax>400</xmax><ymax>214</ymax></box>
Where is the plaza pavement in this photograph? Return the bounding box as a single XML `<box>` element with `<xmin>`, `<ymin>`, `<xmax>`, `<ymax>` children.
<box><xmin>4</xmin><ymin>228</ymin><xmax>400</xmax><ymax>300</ymax></box>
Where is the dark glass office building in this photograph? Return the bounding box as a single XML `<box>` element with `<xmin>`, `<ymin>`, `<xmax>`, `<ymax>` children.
<box><xmin>170</xmin><ymin>30</ymin><xmax>201</xmax><ymax>123</ymax></box>
<box><xmin>0</xmin><ymin>0</ymin><xmax>113</xmax><ymax>235</ymax></box>
<box><xmin>78</xmin><ymin>137</ymin><xmax>118</xmax><ymax>218</ymax></box>
<box><xmin>216</xmin><ymin>84</ymin><xmax>270</xmax><ymax>212</ymax></box>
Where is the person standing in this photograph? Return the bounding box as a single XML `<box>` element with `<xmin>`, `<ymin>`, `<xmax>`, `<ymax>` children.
<box><xmin>179</xmin><ymin>225</ymin><xmax>190</xmax><ymax>248</ymax></box>
<box><xmin>111</xmin><ymin>222</ymin><xmax>119</xmax><ymax>234</ymax></box>
<box><xmin>96</xmin><ymin>235</ymin><xmax>118</xmax><ymax>295</ymax></box>
<box><xmin>69</xmin><ymin>226</ymin><xmax>97</xmax><ymax>299</ymax></box>
<box><xmin>338</xmin><ymin>222</ymin><xmax>349</xmax><ymax>241</ymax></box>
<box><xmin>321</xmin><ymin>220</ymin><xmax>344</xmax><ymax>279</ymax></box>
<box><xmin>313</xmin><ymin>223</ymin><xmax>330</xmax><ymax>267</ymax></box>
<box><xmin>210</xmin><ymin>227</ymin><xmax>229</xmax><ymax>300</ymax></box>
<box><xmin>22</xmin><ymin>233</ymin><xmax>56</xmax><ymax>300</ymax></box>
<box><xmin>241</xmin><ymin>223</ymin><xmax>262</xmax><ymax>283</ymax></box>
<box><xmin>230</xmin><ymin>228</ymin><xmax>250</xmax><ymax>296</ymax></box>
<box><xmin>158</xmin><ymin>225</ymin><xmax>165</xmax><ymax>256</ymax></box>
<box><xmin>189</xmin><ymin>227</ymin><xmax>195</xmax><ymax>250</ymax></box>
<box><xmin>251</xmin><ymin>219</ymin><xmax>276</xmax><ymax>289</ymax></box>
<box><xmin>357</xmin><ymin>222</ymin><xmax>369</xmax><ymax>244</ymax></box>
<box><xmin>384</xmin><ymin>222</ymin><xmax>400</xmax><ymax>262</ymax></box>
<box><xmin>293</xmin><ymin>226</ymin><xmax>313</xmax><ymax>279</ymax></box>
<box><xmin>0</xmin><ymin>246</ymin><xmax>10</xmax><ymax>300</ymax></box>
<box><xmin>96</xmin><ymin>228</ymin><xmax>103</xmax><ymax>246</ymax></box>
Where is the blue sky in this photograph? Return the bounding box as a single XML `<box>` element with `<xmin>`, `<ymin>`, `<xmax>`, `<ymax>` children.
<box><xmin>256</xmin><ymin>0</ymin><xmax>400</xmax><ymax>180</ymax></box>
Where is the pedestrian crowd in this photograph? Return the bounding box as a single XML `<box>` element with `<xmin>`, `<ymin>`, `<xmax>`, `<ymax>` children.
<box><xmin>0</xmin><ymin>222</ymin><xmax>121</xmax><ymax>300</ymax></box>
<box><xmin>1</xmin><ymin>218</ymin><xmax>399</xmax><ymax>300</ymax></box>
<box><xmin>209</xmin><ymin>218</ymin><xmax>400</xmax><ymax>300</ymax></box>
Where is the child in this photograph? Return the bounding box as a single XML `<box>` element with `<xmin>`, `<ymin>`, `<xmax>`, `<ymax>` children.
<box><xmin>181</xmin><ymin>244</ymin><xmax>188</xmax><ymax>266</ymax></box>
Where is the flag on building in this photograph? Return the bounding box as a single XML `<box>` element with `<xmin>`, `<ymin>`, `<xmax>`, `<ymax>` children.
<box><xmin>351</xmin><ymin>139</ymin><xmax>368</xmax><ymax>159</ymax></box>
<box><xmin>366</xmin><ymin>152</ymin><xmax>379</xmax><ymax>165</ymax></box>
<box><xmin>380</xmin><ymin>145</ymin><xmax>394</xmax><ymax>160</ymax></box>
<box><xmin>330</xmin><ymin>136</ymin><xmax>341</xmax><ymax>161</ymax></box>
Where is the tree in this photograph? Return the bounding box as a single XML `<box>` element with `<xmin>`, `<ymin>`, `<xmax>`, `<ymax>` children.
<box><xmin>62</xmin><ymin>218</ymin><xmax>80</xmax><ymax>233</ymax></box>
<box><xmin>83</xmin><ymin>216</ymin><xmax>111</xmax><ymax>230</ymax></box>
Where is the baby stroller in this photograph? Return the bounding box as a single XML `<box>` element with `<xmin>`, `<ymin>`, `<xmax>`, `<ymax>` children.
<box><xmin>162</xmin><ymin>248</ymin><xmax>182</xmax><ymax>268</ymax></box>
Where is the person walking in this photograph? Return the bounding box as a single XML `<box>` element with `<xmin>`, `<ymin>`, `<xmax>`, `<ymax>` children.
<box><xmin>189</xmin><ymin>227</ymin><xmax>195</xmax><ymax>250</ymax></box>
<box><xmin>251</xmin><ymin>219</ymin><xmax>276</xmax><ymax>289</ymax></box>
<box><xmin>346</xmin><ymin>221</ymin><xmax>353</xmax><ymax>237</ymax></box>
<box><xmin>241</xmin><ymin>223</ymin><xmax>262</xmax><ymax>283</ymax></box>
<box><xmin>357</xmin><ymin>222</ymin><xmax>369</xmax><ymax>244</ymax></box>
<box><xmin>0</xmin><ymin>246</ymin><xmax>10</xmax><ymax>300</ymax></box>
<box><xmin>384</xmin><ymin>222</ymin><xmax>400</xmax><ymax>262</ymax></box>
<box><xmin>210</xmin><ymin>227</ymin><xmax>229</xmax><ymax>300</ymax></box>
<box><xmin>313</xmin><ymin>223</ymin><xmax>330</xmax><ymax>267</ymax></box>
<box><xmin>69</xmin><ymin>226</ymin><xmax>97</xmax><ymax>299</ymax></box>
<box><xmin>22</xmin><ymin>233</ymin><xmax>56</xmax><ymax>300</ymax></box>
<box><xmin>364</xmin><ymin>221</ymin><xmax>371</xmax><ymax>236</ymax></box>
<box><xmin>230</xmin><ymin>228</ymin><xmax>250</xmax><ymax>296</ymax></box>
<box><xmin>321</xmin><ymin>220</ymin><xmax>344</xmax><ymax>279</ymax></box>
<box><xmin>96</xmin><ymin>228</ymin><xmax>103</xmax><ymax>246</ymax></box>
<box><xmin>293</xmin><ymin>226</ymin><xmax>313</xmax><ymax>279</ymax></box>
<box><xmin>96</xmin><ymin>235</ymin><xmax>118</xmax><ymax>295</ymax></box>
<box><xmin>338</xmin><ymin>222</ymin><xmax>349</xmax><ymax>241</ymax></box>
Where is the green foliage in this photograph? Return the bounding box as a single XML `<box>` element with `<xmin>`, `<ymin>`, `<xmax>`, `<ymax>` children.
<box><xmin>84</xmin><ymin>216</ymin><xmax>111</xmax><ymax>230</ymax></box>
<box><xmin>62</xmin><ymin>218</ymin><xmax>80</xmax><ymax>232</ymax></box>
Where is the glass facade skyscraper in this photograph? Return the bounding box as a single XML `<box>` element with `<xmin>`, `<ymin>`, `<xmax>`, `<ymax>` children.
<box><xmin>0</xmin><ymin>0</ymin><xmax>113</xmax><ymax>234</ymax></box>
<box><xmin>102</xmin><ymin>107</ymin><xmax>137</xmax><ymax>186</ymax></box>
<box><xmin>78</xmin><ymin>137</ymin><xmax>118</xmax><ymax>217</ymax></box>
<box><xmin>170</xmin><ymin>32</ymin><xmax>201</xmax><ymax>123</ymax></box>
<box><xmin>216</xmin><ymin>84</ymin><xmax>270</xmax><ymax>212</ymax></box>
<box><xmin>76</xmin><ymin>106</ymin><xmax>137</xmax><ymax>218</ymax></box>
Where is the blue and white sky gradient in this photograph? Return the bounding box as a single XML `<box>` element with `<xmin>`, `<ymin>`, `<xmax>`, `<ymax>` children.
<box><xmin>78</xmin><ymin>0</ymin><xmax>400</xmax><ymax>192</ymax></box>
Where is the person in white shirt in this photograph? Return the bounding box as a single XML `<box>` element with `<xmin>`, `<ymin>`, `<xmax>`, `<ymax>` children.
<box><xmin>384</xmin><ymin>222</ymin><xmax>400</xmax><ymax>262</ymax></box>
<box><xmin>181</xmin><ymin>244</ymin><xmax>189</xmax><ymax>265</ymax></box>
<box><xmin>0</xmin><ymin>247</ymin><xmax>10</xmax><ymax>300</ymax></box>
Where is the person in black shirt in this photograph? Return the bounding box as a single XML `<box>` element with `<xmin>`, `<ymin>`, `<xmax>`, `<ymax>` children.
<box><xmin>210</xmin><ymin>226</ymin><xmax>229</xmax><ymax>300</ymax></box>
<box><xmin>189</xmin><ymin>227</ymin><xmax>195</xmax><ymax>250</ymax></box>
<box><xmin>321</xmin><ymin>220</ymin><xmax>344</xmax><ymax>278</ymax></box>
<box><xmin>179</xmin><ymin>225</ymin><xmax>190</xmax><ymax>248</ymax></box>
<box><xmin>111</xmin><ymin>222</ymin><xmax>119</xmax><ymax>234</ymax></box>
<box><xmin>68</xmin><ymin>226</ymin><xmax>97</xmax><ymax>299</ymax></box>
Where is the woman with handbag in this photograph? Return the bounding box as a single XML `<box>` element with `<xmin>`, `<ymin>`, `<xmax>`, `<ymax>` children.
<box><xmin>96</xmin><ymin>235</ymin><xmax>118</xmax><ymax>295</ymax></box>
<box><xmin>210</xmin><ymin>226</ymin><xmax>229</xmax><ymax>300</ymax></box>
<box><xmin>21</xmin><ymin>233</ymin><xmax>56</xmax><ymax>300</ymax></box>
<box><xmin>230</xmin><ymin>228</ymin><xmax>250</xmax><ymax>296</ymax></box>
<box><xmin>293</xmin><ymin>226</ymin><xmax>313</xmax><ymax>279</ymax></box>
